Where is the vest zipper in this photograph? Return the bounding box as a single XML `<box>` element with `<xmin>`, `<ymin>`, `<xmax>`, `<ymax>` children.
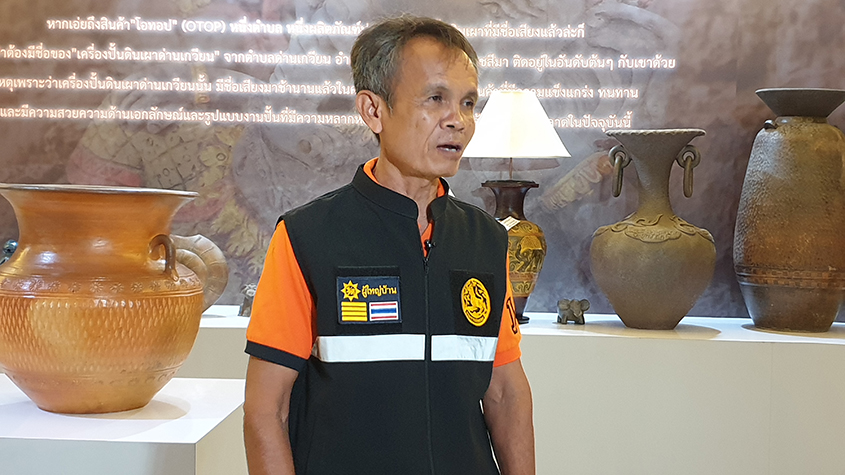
<box><xmin>423</xmin><ymin>248</ymin><xmax>436</xmax><ymax>475</ymax></box>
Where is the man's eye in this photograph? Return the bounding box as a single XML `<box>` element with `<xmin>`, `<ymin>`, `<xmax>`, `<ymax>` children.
<box><xmin>429</xmin><ymin>95</ymin><xmax>443</xmax><ymax>102</ymax></box>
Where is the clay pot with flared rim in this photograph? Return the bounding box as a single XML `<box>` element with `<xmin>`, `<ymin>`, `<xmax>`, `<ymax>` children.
<box><xmin>734</xmin><ymin>88</ymin><xmax>845</xmax><ymax>332</ymax></box>
<box><xmin>483</xmin><ymin>180</ymin><xmax>546</xmax><ymax>324</ymax></box>
<box><xmin>590</xmin><ymin>129</ymin><xmax>716</xmax><ymax>330</ymax></box>
<box><xmin>0</xmin><ymin>184</ymin><xmax>227</xmax><ymax>413</ymax></box>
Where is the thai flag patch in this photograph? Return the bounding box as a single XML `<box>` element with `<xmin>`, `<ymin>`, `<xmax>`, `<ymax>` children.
<box><xmin>369</xmin><ymin>301</ymin><xmax>399</xmax><ymax>321</ymax></box>
<box><xmin>337</xmin><ymin>275</ymin><xmax>401</xmax><ymax>324</ymax></box>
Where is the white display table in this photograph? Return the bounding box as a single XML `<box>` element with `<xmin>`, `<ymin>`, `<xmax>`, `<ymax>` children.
<box><xmin>178</xmin><ymin>305</ymin><xmax>249</xmax><ymax>379</ymax></box>
<box><xmin>181</xmin><ymin>308</ymin><xmax>845</xmax><ymax>474</ymax></box>
<box><xmin>0</xmin><ymin>377</ymin><xmax>247</xmax><ymax>475</ymax></box>
<box><xmin>522</xmin><ymin>313</ymin><xmax>845</xmax><ymax>475</ymax></box>
<box><xmin>13</xmin><ymin>305</ymin><xmax>843</xmax><ymax>474</ymax></box>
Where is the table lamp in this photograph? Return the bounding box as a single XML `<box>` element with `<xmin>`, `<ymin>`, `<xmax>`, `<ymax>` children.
<box><xmin>462</xmin><ymin>90</ymin><xmax>570</xmax><ymax>324</ymax></box>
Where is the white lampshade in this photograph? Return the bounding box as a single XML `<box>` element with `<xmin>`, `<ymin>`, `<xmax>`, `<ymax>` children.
<box><xmin>463</xmin><ymin>90</ymin><xmax>570</xmax><ymax>159</ymax></box>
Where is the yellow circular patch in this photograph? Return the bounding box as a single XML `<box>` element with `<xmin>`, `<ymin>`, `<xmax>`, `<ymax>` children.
<box><xmin>461</xmin><ymin>278</ymin><xmax>491</xmax><ymax>327</ymax></box>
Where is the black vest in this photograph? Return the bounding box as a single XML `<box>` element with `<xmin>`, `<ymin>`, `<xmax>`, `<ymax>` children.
<box><xmin>282</xmin><ymin>165</ymin><xmax>510</xmax><ymax>475</ymax></box>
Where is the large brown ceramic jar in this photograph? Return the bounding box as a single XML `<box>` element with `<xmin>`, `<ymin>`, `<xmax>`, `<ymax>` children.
<box><xmin>590</xmin><ymin>129</ymin><xmax>716</xmax><ymax>330</ymax></box>
<box><xmin>0</xmin><ymin>184</ymin><xmax>226</xmax><ymax>413</ymax></box>
<box><xmin>734</xmin><ymin>88</ymin><xmax>845</xmax><ymax>332</ymax></box>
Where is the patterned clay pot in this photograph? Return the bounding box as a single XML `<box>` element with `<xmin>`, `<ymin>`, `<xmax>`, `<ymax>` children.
<box><xmin>734</xmin><ymin>88</ymin><xmax>845</xmax><ymax>332</ymax></box>
<box><xmin>483</xmin><ymin>180</ymin><xmax>546</xmax><ymax>324</ymax></box>
<box><xmin>0</xmin><ymin>184</ymin><xmax>227</xmax><ymax>413</ymax></box>
<box><xmin>590</xmin><ymin>129</ymin><xmax>716</xmax><ymax>330</ymax></box>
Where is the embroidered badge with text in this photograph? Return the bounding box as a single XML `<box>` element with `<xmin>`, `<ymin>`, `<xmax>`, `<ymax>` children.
<box><xmin>461</xmin><ymin>277</ymin><xmax>491</xmax><ymax>327</ymax></box>
<box><xmin>337</xmin><ymin>276</ymin><xmax>401</xmax><ymax>324</ymax></box>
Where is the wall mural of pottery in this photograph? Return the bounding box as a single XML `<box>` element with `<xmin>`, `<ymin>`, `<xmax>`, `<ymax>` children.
<box><xmin>734</xmin><ymin>88</ymin><xmax>845</xmax><ymax>332</ymax></box>
<box><xmin>0</xmin><ymin>184</ymin><xmax>227</xmax><ymax>414</ymax></box>
<box><xmin>590</xmin><ymin>129</ymin><xmax>716</xmax><ymax>330</ymax></box>
<box><xmin>483</xmin><ymin>180</ymin><xmax>547</xmax><ymax>324</ymax></box>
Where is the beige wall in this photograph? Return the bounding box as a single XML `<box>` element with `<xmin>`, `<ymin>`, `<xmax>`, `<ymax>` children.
<box><xmin>2</xmin><ymin>0</ymin><xmax>845</xmax><ymax>317</ymax></box>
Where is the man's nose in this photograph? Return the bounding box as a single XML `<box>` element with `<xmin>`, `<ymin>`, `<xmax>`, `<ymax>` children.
<box><xmin>443</xmin><ymin>106</ymin><xmax>471</xmax><ymax>130</ymax></box>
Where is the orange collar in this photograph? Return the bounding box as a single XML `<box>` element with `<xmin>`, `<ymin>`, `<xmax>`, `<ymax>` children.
<box><xmin>363</xmin><ymin>158</ymin><xmax>446</xmax><ymax>198</ymax></box>
<box><xmin>363</xmin><ymin>158</ymin><xmax>440</xmax><ymax>255</ymax></box>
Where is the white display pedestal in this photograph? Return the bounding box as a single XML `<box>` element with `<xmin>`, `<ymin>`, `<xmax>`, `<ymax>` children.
<box><xmin>0</xmin><ymin>377</ymin><xmax>247</xmax><ymax>475</ymax></box>
<box><xmin>52</xmin><ymin>305</ymin><xmax>845</xmax><ymax>474</ymax></box>
<box><xmin>522</xmin><ymin>313</ymin><xmax>845</xmax><ymax>475</ymax></box>
<box><xmin>178</xmin><ymin>305</ymin><xmax>249</xmax><ymax>379</ymax></box>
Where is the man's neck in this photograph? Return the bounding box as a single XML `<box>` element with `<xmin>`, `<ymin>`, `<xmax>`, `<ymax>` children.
<box><xmin>372</xmin><ymin>159</ymin><xmax>439</xmax><ymax>234</ymax></box>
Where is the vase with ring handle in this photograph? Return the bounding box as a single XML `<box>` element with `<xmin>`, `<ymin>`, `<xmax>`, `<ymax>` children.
<box><xmin>0</xmin><ymin>184</ymin><xmax>228</xmax><ymax>413</ymax></box>
<box><xmin>590</xmin><ymin>129</ymin><xmax>716</xmax><ymax>330</ymax></box>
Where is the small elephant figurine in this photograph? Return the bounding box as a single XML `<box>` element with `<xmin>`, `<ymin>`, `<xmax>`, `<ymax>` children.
<box><xmin>557</xmin><ymin>299</ymin><xmax>590</xmax><ymax>325</ymax></box>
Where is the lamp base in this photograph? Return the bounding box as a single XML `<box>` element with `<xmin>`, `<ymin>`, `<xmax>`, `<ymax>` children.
<box><xmin>514</xmin><ymin>296</ymin><xmax>530</xmax><ymax>324</ymax></box>
<box><xmin>482</xmin><ymin>180</ymin><xmax>546</xmax><ymax>326</ymax></box>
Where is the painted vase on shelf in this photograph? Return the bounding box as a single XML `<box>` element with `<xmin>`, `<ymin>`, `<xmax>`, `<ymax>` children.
<box><xmin>590</xmin><ymin>129</ymin><xmax>716</xmax><ymax>330</ymax></box>
<box><xmin>0</xmin><ymin>184</ymin><xmax>228</xmax><ymax>414</ymax></box>
<box><xmin>734</xmin><ymin>88</ymin><xmax>845</xmax><ymax>332</ymax></box>
<box><xmin>483</xmin><ymin>180</ymin><xmax>546</xmax><ymax>324</ymax></box>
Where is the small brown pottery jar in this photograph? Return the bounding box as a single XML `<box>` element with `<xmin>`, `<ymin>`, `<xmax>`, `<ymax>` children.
<box><xmin>590</xmin><ymin>129</ymin><xmax>716</xmax><ymax>330</ymax></box>
<box><xmin>734</xmin><ymin>88</ymin><xmax>845</xmax><ymax>332</ymax></box>
<box><xmin>0</xmin><ymin>184</ymin><xmax>226</xmax><ymax>413</ymax></box>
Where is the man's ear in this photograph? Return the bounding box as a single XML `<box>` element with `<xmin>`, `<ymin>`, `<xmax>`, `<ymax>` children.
<box><xmin>356</xmin><ymin>90</ymin><xmax>386</xmax><ymax>135</ymax></box>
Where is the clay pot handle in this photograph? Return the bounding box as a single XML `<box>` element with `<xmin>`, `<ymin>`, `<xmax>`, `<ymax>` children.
<box><xmin>609</xmin><ymin>145</ymin><xmax>631</xmax><ymax>198</ymax></box>
<box><xmin>171</xmin><ymin>234</ymin><xmax>229</xmax><ymax>312</ymax></box>
<box><xmin>675</xmin><ymin>145</ymin><xmax>701</xmax><ymax>198</ymax></box>
<box><xmin>149</xmin><ymin>234</ymin><xmax>178</xmax><ymax>281</ymax></box>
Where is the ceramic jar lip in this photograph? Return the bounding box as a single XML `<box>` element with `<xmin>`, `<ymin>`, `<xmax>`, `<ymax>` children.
<box><xmin>756</xmin><ymin>87</ymin><xmax>845</xmax><ymax>94</ymax></box>
<box><xmin>482</xmin><ymin>180</ymin><xmax>539</xmax><ymax>188</ymax></box>
<box><xmin>0</xmin><ymin>183</ymin><xmax>198</xmax><ymax>198</ymax></box>
<box><xmin>755</xmin><ymin>88</ymin><xmax>845</xmax><ymax>118</ymax></box>
<box><xmin>605</xmin><ymin>128</ymin><xmax>705</xmax><ymax>138</ymax></box>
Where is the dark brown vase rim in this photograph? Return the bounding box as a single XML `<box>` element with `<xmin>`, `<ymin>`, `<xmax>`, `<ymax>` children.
<box><xmin>756</xmin><ymin>87</ymin><xmax>845</xmax><ymax>94</ymax></box>
<box><xmin>755</xmin><ymin>88</ymin><xmax>845</xmax><ymax>118</ymax></box>
<box><xmin>0</xmin><ymin>183</ymin><xmax>199</xmax><ymax>198</ymax></box>
<box><xmin>482</xmin><ymin>180</ymin><xmax>539</xmax><ymax>187</ymax></box>
<box><xmin>605</xmin><ymin>128</ymin><xmax>706</xmax><ymax>137</ymax></box>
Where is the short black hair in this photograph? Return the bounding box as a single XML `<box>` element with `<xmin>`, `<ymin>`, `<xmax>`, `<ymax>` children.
<box><xmin>351</xmin><ymin>15</ymin><xmax>479</xmax><ymax>108</ymax></box>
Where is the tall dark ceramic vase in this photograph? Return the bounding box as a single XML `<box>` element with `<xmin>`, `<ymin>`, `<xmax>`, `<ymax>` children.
<box><xmin>590</xmin><ymin>129</ymin><xmax>716</xmax><ymax>330</ymax></box>
<box><xmin>734</xmin><ymin>88</ymin><xmax>845</xmax><ymax>332</ymax></box>
<box><xmin>483</xmin><ymin>180</ymin><xmax>546</xmax><ymax>324</ymax></box>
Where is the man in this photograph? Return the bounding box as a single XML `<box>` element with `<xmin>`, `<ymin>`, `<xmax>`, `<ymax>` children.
<box><xmin>243</xmin><ymin>16</ymin><xmax>535</xmax><ymax>475</ymax></box>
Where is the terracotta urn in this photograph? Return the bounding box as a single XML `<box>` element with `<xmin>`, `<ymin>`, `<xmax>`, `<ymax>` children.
<box><xmin>590</xmin><ymin>129</ymin><xmax>716</xmax><ymax>330</ymax></box>
<box><xmin>483</xmin><ymin>180</ymin><xmax>546</xmax><ymax>324</ymax></box>
<box><xmin>734</xmin><ymin>88</ymin><xmax>845</xmax><ymax>332</ymax></box>
<box><xmin>0</xmin><ymin>184</ymin><xmax>228</xmax><ymax>413</ymax></box>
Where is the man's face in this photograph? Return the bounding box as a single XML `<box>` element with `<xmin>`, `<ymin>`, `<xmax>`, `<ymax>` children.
<box><xmin>378</xmin><ymin>37</ymin><xmax>479</xmax><ymax>181</ymax></box>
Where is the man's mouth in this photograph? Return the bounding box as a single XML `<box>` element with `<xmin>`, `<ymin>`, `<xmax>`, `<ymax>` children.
<box><xmin>437</xmin><ymin>143</ymin><xmax>463</xmax><ymax>153</ymax></box>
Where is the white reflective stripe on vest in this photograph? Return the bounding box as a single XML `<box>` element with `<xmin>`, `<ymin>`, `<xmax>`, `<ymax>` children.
<box><xmin>312</xmin><ymin>334</ymin><xmax>425</xmax><ymax>363</ymax></box>
<box><xmin>431</xmin><ymin>335</ymin><xmax>498</xmax><ymax>362</ymax></box>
